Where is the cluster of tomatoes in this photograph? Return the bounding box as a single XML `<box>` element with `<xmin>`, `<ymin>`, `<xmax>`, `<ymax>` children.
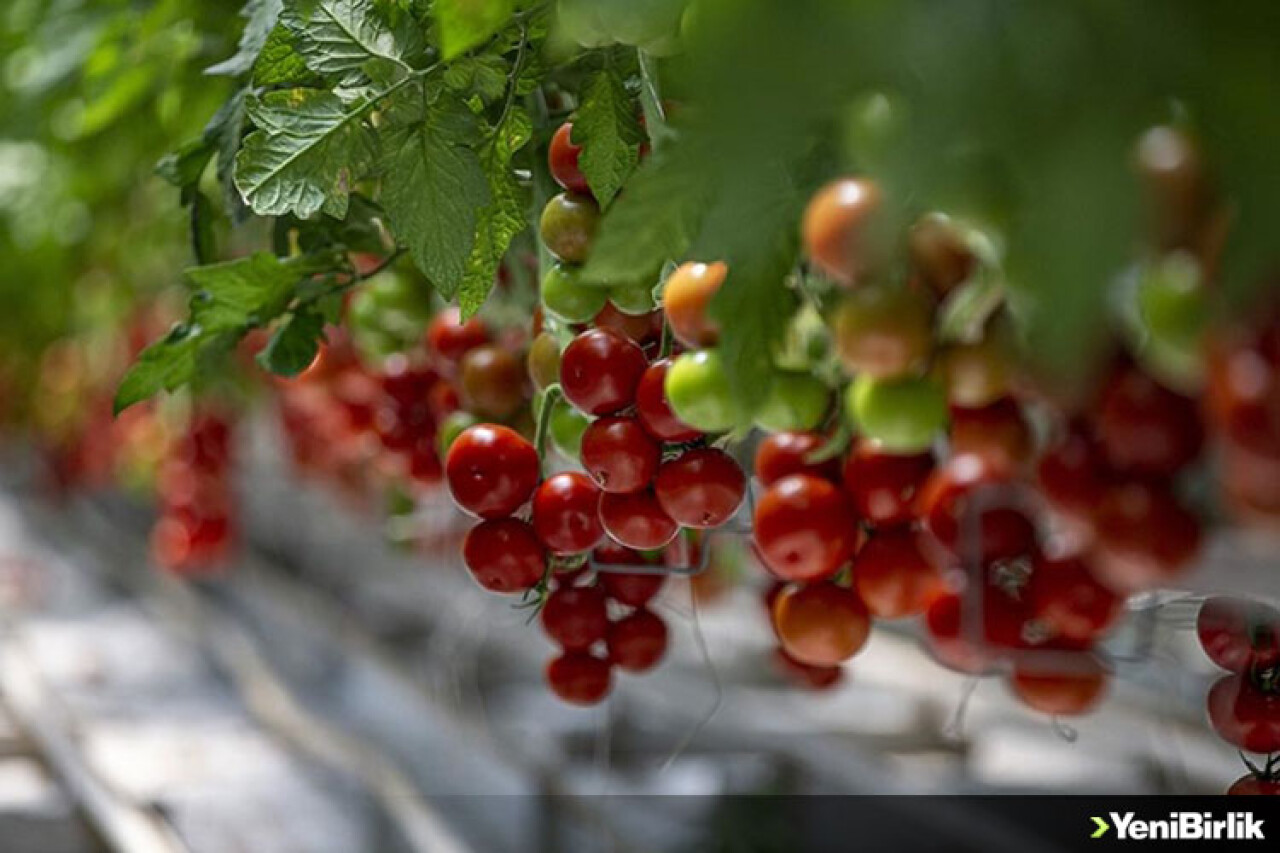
<box><xmin>149</xmin><ymin>410</ymin><xmax>236</xmax><ymax>574</ymax></box>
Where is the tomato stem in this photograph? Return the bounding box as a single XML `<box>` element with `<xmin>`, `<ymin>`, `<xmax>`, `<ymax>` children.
<box><xmin>534</xmin><ymin>383</ymin><xmax>564</xmax><ymax>474</ymax></box>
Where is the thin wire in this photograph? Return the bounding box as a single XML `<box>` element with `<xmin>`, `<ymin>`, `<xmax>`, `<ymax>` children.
<box><xmin>661</xmin><ymin>581</ymin><xmax>723</xmax><ymax>772</ymax></box>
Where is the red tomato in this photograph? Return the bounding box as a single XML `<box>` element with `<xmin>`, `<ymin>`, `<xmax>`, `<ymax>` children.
<box><xmin>755</xmin><ymin>431</ymin><xmax>841</xmax><ymax>487</ymax></box>
<box><xmin>771</xmin><ymin>582</ymin><xmax>871</xmax><ymax>666</ymax></box>
<box><xmin>541</xmin><ymin>585</ymin><xmax>609</xmax><ymax>650</ymax></box>
<box><xmin>445</xmin><ymin>424</ymin><xmax>540</xmax><ymax>519</ymax></box>
<box><xmin>606</xmin><ymin>609</ymin><xmax>669</xmax><ymax>672</ymax></box>
<box><xmin>1228</xmin><ymin>775</ymin><xmax>1280</xmax><ymax>795</ymax></box>
<box><xmin>426</xmin><ymin>307</ymin><xmax>489</xmax><ymax>371</ymax></box>
<box><xmin>1026</xmin><ymin>553</ymin><xmax>1124</xmax><ymax>641</ymax></box>
<box><xmin>548</xmin><ymin>122</ymin><xmax>590</xmax><ymax>195</ymax></box>
<box><xmin>545</xmin><ymin>652</ymin><xmax>613</xmax><ymax>705</ymax></box>
<box><xmin>1096</xmin><ymin>365</ymin><xmax>1203</xmax><ymax>477</ymax></box>
<box><xmin>599</xmin><ymin>569</ymin><xmax>666</xmax><ymax>608</ymax></box>
<box><xmin>635</xmin><ymin>358</ymin><xmax>702</xmax><ymax>442</ymax></box>
<box><xmin>841</xmin><ymin>438</ymin><xmax>933</xmax><ymax>529</ymax></box>
<box><xmin>924</xmin><ymin>588</ymin><xmax>1032</xmax><ymax>674</ymax></box>
<box><xmin>1207</xmin><ymin>674</ymin><xmax>1280</xmax><ymax>754</ymax></box>
<box><xmin>949</xmin><ymin>397</ymin><xmax>1034</xmax><ymax>470</ymax></box>
<box><xmin>1091</xmin><ymin>479</ymin><xmax>1202</xmax><ymax>591</ymax></box>
<box><xmin>592</xmin><ymin>304</ymin><xmax>664</xmax><ymax>346</ymax></box>
<box><xmin>580</xmin><ymin>416</ymin><xmax>661</xmax><ymax>493</ymax></box>
<box><xmin>772</xmin><ymin>647</ymin><xmax>845</xmax><ymax>690</ymax></box>
<box><xmin>754</xmin><ymin>475</ymin><xmax>859</xmax><ymax>582</ymax></box>
<box><xmin>532</xmin><ymin>472</ymin><xmax>605</xmax><ymax>554</ymax></box>
<box><xmin>653</xmin><ymin>448</ymin><xmax>746</xmax><ymax>528</ymax></box>
<box><xmin>459</xmin><ymin>344</ymin><xmax>527</xmax><ymax>420</ymax></box>
<box><xmin>462</xmin><ymin>519</ymin><xmax>546</xmax><ymax>593</ymax></box>
<box><xmin>1037</xmin><ymin>421</ymin><xmax>1111</xmax><ymax>520</ymax></box>
<box><xmin>918</xmin><ymin>453</ymin><xmax>1037</xmax><ymax>565</ymax></box>
<box><xmin>559</xmin><ymin>328</ymin><xmax>648</xmax><ymax>416</ymax></box>
<box><xmin>1009</xmin><ymin>651</ymin><xmax>1109</xmax><ymax>716</ymax></box>
<box><xmin>599</xmin><ymin>489</ymin><xmax>679</xmax><ymax>550</ymax></box>
<box><xmin>1196</xmin><ymin>597</ymin><xmax>1280</xmax><ymax>673</ymax></box>
<box><xmin>852</xmin><ymin>528</ymin><xmax>940</xmax><ymax>619</ymax></box>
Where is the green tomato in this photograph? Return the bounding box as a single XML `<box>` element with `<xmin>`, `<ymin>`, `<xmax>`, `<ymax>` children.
<box><xmin>364</xmin><ymin>271</ymin><xmax>432</xmax><ymax>319</ymax></box>
<box><xmin>1138</xmin><ymin>254</ymin><xmax>1205</xmax><ymax>351</ymax></box>
<box><xmin>665</xmin><ymin>349</ymin><xmax>743</xmax><ymax>434</ymax></box>
<box><xmin>542</xmin><ymin>263</ymin><xmax>608</xmax><ymax>323</ymax></box>
<box><xmin>608</xmin><ymin>280</ymin><xmax>657</xmax><ymax>315</ymax></box>
<box><xmin>755</xmin><ymin>371</ymin><xmax>832</xmax><ymax>432</ymax></box>
<box><xmin>844</xmin><ymin>374</ymin><xmax>948</xmax><ymax>454</ymax></box>
<box><xmin>540</xmin><ymin>192</ymin><xmax>601</xmax><ymax>265</ymax></box>
<box><xmin>550</xmin><ymin>397</ymin><xmax>592</xmax><ymax>458</ymax></box>
<box><xmin>438</xmin><ymin>410</ymin><xmax>479</xmax><ymax>459</ymax></box>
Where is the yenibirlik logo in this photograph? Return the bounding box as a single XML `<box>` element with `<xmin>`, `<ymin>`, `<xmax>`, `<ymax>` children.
<box><xmin>1090</xmin><ymin>812</ymin><xmax>1265</xmax><ymax>841</ymax></box>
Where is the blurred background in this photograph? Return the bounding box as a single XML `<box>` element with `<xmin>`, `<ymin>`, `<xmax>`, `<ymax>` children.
<box><xmin>2</xmin><ymin>1</ymin><xmax>1280</xmax><ymax>852</ymax></box>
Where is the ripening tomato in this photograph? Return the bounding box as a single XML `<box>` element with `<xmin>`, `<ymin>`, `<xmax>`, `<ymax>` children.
<box><xmin>445</xmin><ymin>424</ymin><xmax>540</xmax><ymax>519</ymax></box>
<box><xmin>908</xmin><ymin>212</ymin><xmax>974</xmax><ymax>295</ymax></box>
<box><xmin>1196</xmin><ymin>597</ymin><xmax>1280</xmax><ymax>673</ymax></box>
<box><xmin>1204</xmin><ymin>333</ymin><xmax>1280</xmax><ymax>457</ymax></box>
<box><xmin>459</xmin><ymin>344</ymin><xmax>526</xmax><ymax>420</ymax></box>
<box><xmin>549</xmin><ymin>122</ymin><xmax>591</xmax><ymax>195</ymax></box>
<box><xmin>559</xmin><ymin>328</ymin><xmax>648</xmax><ymax>415</ymax></box>
<box><xmin>580</xmin><ymin>416</ymin><xmax>661</xmax><ymax>493</ymax></box>
<box><xmin>918</xmin><ymin>452</ymin><xmax>1037</xmax><ymax>564</ymax></box>
<box><xmin>599</xmin><ymin>489</ymin><xmax>679</xmax><ymax>550</ymax></box>
<box><xmin>462</xmin><ymin>519</ymin><xmax>545</xmax><ymax>593</ymax></box>
<box><xmin>541</xmin><ymin>585</ymin><xmax>609</xmax><ymax>650</ymax></box>
<box><xmin>1133</xmin><ymin>125</ymin><xmax>1212</xmax><ymax>251</ymax></box>
<box><xmin>593</xmin><ymin>303</ymin><xmax>664</xmax><ymax>345</ymax></box>
<box><xmin>540</xmin><ymin>192</ymin><xmax>601</xmax><ymax>264</ymax></box>
<box><xmin>841</xmin><ymin>438</ymin><xmax>933</xmax><ymax>529</ymax></box>
<box><xmin>607</xmin><ymin>608</ymin><xmax>669</xmax><ymax>672</ymax></box>
<box><xmin>1009</xmin><ymin>651</ymin><xmax>1109</xmax><ymax>716</ymax></box>
<box><xmin>755</xmin><ymin>431</ymin><xmax>841</xmax><ymax>487</ymax></box>
<box><xmin>532</xmin><ymin>472</ymin><xmax>605</xmax><ymax>554</ymax></box>
<box><xmin>663</xmin><ymin>261</ymin><xmax>726</xmax><ymax>348</ymax></box>
<box><xmin>1091</xmin><ymin>479</ymin><xmax>1202</xmax><ymax>591</ymax></box>
<box><xmin>427</xmin><ymin>307</ymin><xmax>489</xmax><ymax>371</ymax></box>
<box><xmin>753</xmin><ymin>474</ymin><xmax>859</xmax><ymax>582</ymax></box>
<box><xmin>1207</xmin><ymin>674</ymin><xmax>1280</xmax><ymax>754</ymax></box>
<box><xmin>852</xmin><ymin>528</ymin><xmax>940</xmax><ymax>619</ymax></box>
<box><xmin>635</xmin><ymin>358</ymin><xmax>702</xmax><ymax>442</ymax></box>
<box><xmin>527</xmin><ymin>332</ymin><xmax>562</xmax><ymax>390</ymax></box>
<box><xmin>831</xmin><ymin>285</ymin><xmax>934</xmax><ymax>380</ymax></box>
<box><xmin>545</xmin><ymin>652</ymin><xmax>613</xmax><ymax>705</ymax></box>
<box><xmin>937</xmin><ymin>335</ymin><xmax>1015</xmax><ymax>410</ymax></box>
<box><xmin>771</xmin><ymin>582</ymin><xmax>871</xmax><ymax>666</ymax></box>
<box><xmin>949</xmin><ymin>397</ymin><xmax>1034</xmax><ymax>470</ymax></box>
<box><xmin>802</xmin><ymin>177</ymin><xmax>882</xmax><ymax>286</ymax></box>
<box><xmin>1026</xmin><ymin>553</ymin><xmax>1123</xmax><ymax>642</ymax></box>
<box><xmin>654</xmin><ymin>448</ymin><xmax>745</xmax><ymax>528</ymax></box>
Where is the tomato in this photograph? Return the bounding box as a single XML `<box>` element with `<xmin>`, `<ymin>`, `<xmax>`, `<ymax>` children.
<box><xmin>600</xmin><ymin>569</ymin><xmax>666</xmax><ymax>608</ymax></box>
<box><xmin>635</xmin><ymin>358</ymin><xmax>702</xmax><ymax>442</ymax></box>
<box><xmin>1095</xmin><ymin>364</ymin><xmax>1203</xmax><ymax>477</ymax></box>
<box><xmin>1026</xmin><ymin>553</ymin><xmax>1123</xmax><ymax>642</ymax></box>
<box><xmin>908</xmin><ymin>212</ymin><xmax>974</xmax><ymax>295</ymax></box>
<box><xmin>445</xmin><ymin>424</ymin><xmax>540</xmax><ymax>518</ymax></box>
<box><xmin>1134</xmin><ymin>125</ymin><xmax>1211</xmax><ymax>250</ymax></box>
<box><xmin>663</xmin><ymin>261</ymin><xmax>726</xmax><ymax>348</ymax></box>
<box><xmin>831</xmin><ymin>285</ymin><xmax>934</xmax><ymax>379</ymax></box>
<box><xmin>755</xmin><ymin>431</ymin><xmax>840</xmax><ymax>487</ymax></box>
<box><xmin>665</xmin><ymin>349</ymin><xmax>743</xmax><ymax>433</ymax></box>
<box><xmin>608</xmin><ymin>279</ymin><xmax>657</xmax><ymax>315</ymax></box>
<box><xmin>654</xmin><ymin>448</ymin><xmax>745</xmax><ymax>529</ymax></box>
<box><xmin>580</xmin><ymin>416</ymin><xmax>660</xmax><ymax>493</ymax></box>
<box><xmin>540</xmin><ymin>192</ymin><xmax>600</xmax><ymax>265</ymax></box>
<box><xmin>852</xmin><ymin>528</ymin><xmax>940</xmax><ymax>619</ymax></box>
<box><xmin>548</xmin><ymin>122</ymin><xmax>591</xmax><ymax>195</ymax></box>
<box><xmin>541</xmin><ymin>263</ymin><xmax>608</xmax><ymax>323</ymax></box>
<box><xmin>802</xmin><ymin>177</ymin><xmax>883</xmax><ymax>286</ymax></box>
<box><xmin>950</xmin><ymin>397</ymin><xmax>1034</xmax><ymax>470</ymax></box>
<box><xmin>1204</xmin><ymin>333</ymin><xmax>1280</xmax><ymax>458</ymax></box>
<box><xmin>541</xmin><ymin>584</ymin><xmax>609</xmax><ymax>650</ymax></box>
<box><xmin>1221</xmin><ymin>439</ymin><xmax>1280</xmax><ymax>524</ymax></box>
<box><xmin>527</xmin><ymin>332</ymin><xmax>562</xmax><ymax>390</ymax></box>
<box><xmin>937</xmin><ymin>335</ymin><xmax>1013</xmax><ymax>410</ymax></box>
<box><xmin>755</xmin><ymin>371</ymin><xmax>832</xmax><ymax>432</ymax></box>
<box><xmin>532</xmin><ymin>472</ymin><xmax>605</xmax><ymax>554</ymax></box>
<box><xmin>1207</xmin><ymin>674</ymin><xmax>1280</xmax><ymax>754</ymax></box>
<box><xmin>559</xmin><ymin>328</ymin><xmax>648</xmax><ymax>416</ymax></box>
<box><xmin>1196</xmin><ymin>597</ymin><xmax>1280</xmax><ymax>673</ymax></box>
<box><xmin>1037</xmin><ymin>421</ymin><xmax>1110</xmax><ymax>519</ymax></box>
<box><xmin>771</xmin><ymin>582</ymin><xmax>871</xmax><ymax>666</ymax></box>
<box><xmin>459</xmin><ymin>344</ymin><xmax>526</xmax><ymax>420</ymax></box>
<box><xmin>753</xmin><ymin>474</ymin><xmax>859</xmax><ymax>582</ymax></box>
<box><xmin>1091</xmin><ymin>479</ymin><xmax>1201</xmax><ymax>591</ymax></box>
<box><xmin>607</xmin><ymin>608</ymin><xmax>668</xmax><ymax>672</ymax></box>
<box><xmin>1228</xmin><ymin>775</ymin><xmax>1280</xmax><ymax>796</ymax></box>
<box><xmin>545</xmin><ymin>652</ymin><xmax>613</xmax><ymax>705</ymax></box>
<box><xmin>462</xmin><ymin>519</ymin><xmax>545</xmax><ymax>593</ymax></box>
<box><xmin>925</xmin><ymin>588</ymin><xmax>1032</xmax><ymax>673</ymax></box>
<box><xmin>772</xmin><ymin>647</ymin><xmax>845</xmax><ymax>690</ymax></box>
<box><xmin>845</xmin><ymin>374</ymin><xmax>948</xmax><ymax>454</ymax></box>
<box><xmin>1009</xmin><ymin>652</ymin><xmax>1109</xmax><ymax>716</ymax></box>
<box><xmin>592</xmin><ymin>303</ymin><xmax>664</xmax><ymax>345</ymax></box>
<box><xmin>918</xmin><ymin>453</ymin><xmax>1036</xmax><ymax>564</ymax></box>
<box><xmin>1137</xmin><ymin>254</ymin><xmax>1205</xmax><ymax>354</ymax></box>
<box><xmin>426</xmin><ymin>307</ymin><xmax>488</xmax><ymax>371</ymax></box>
<box><xmin>599</xmin><ymin>489</ymin><xmax>679</xmax><ymax>550</ymax></box>
<box><xmin>841</xmin><ymin>438</ymin><xmax>933</xmax><ymax>528</ymax></box>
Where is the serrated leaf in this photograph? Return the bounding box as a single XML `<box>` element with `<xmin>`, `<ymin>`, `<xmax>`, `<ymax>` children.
<box><xmin>281</xmin><ymin>0</ymin><xmax>417</xmax><ymax>81</ymax></box>
<box><xmin>434</xmin><ymin>0</ymin><xmax>517</xmax><ymax>60</ymax></box>
<box><xmin>184</xmin><ymin>252</ymin><xmax>310</xmax><ymax>328</ymax></box>
<box><xmin>115</xmin><ymin>326</ymin><xmax>203</xmax><ymax>414</ymax></box>
<box><xmin>207</xmin><ymin>0</ymin><xmax>284</xmax><ymax>76</ymax></box>
<box><xmin>235</xmin><ymin>88</ymin><xmax>375</xmax><ymax>219</ymax></box>
<box><xmin>379</xmin><ymin>97</ymin><xmax>490</xmax><ymax>296</ymax></box>
<box><xmin>156</xmin><ymin>138</ymin><xmax>215</xmax><ymax>188</ymax></box>
<box><xmin>253</xmin><ymin>21</ymin><xmax>316</xmax><ymax>85</ymax></box>
<box><xmin>572</xmin><ymin>69</ymin><xmax>644</xmax><ymax>207</ymax></box>
<box><xmin>442</xmin><ymin>54</ymin><xmax>509</xmax><ymax>103</ymax></box>
<box><xmin>206</xmin><ymin>88</ymin><xmax>249</xmax><ymax>221</ymax></box>
<box><xmin>257</xmin><ymin>308</ymin><xmax>327</xmax><ymax>375</ymax></box>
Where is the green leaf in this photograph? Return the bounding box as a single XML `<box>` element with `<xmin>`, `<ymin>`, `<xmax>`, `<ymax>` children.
<box><xmin>442</xmin><ymin>54</ymin><xmax>510</xmax><ymax>103</ymax></box>
<box><xmin>235</xmin><ymin>88</ymin><xmax>375</xmax><ymax>219</ymax></box>
<box><xmin>281</xmin><ymin>0</ymin><xmax>418</xmax><ymax>80</ymax></box>
<box><xmin>156</xmin><ymin>138</ymin><xmax>215</xmax><ymax>189</ymax></box>
<box><xmin>253</xmin><ymin>21</ymin><xmax>316</xmax><ymax>85</ymax></box>
<box><xmin>207</xmin><ymin>0</ymin><xmax>284</xmax><ymax>76</ymax></box>
<box><xmin>571</xmin><ymin>69</ymin><xmax>644</xmax><ymax>207</ymax></box>
<box><xmin>115</xmin><ymin>326</ymin><xmax>205</xmax><ymax>414</ymax></box>
<box><xmin>434</xmin><ymin>0</ymin><xmax>517</xmax><ymax>60</ymax></box>
<box><xmin>379</xmin><ymin>96</ymin><xmax>490</xmax><ymax>297</ymax></box>
<box><xmin>257</xmin><ymin>308</ymin><xmax>327</xmax><ymax>376</ymax></box>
